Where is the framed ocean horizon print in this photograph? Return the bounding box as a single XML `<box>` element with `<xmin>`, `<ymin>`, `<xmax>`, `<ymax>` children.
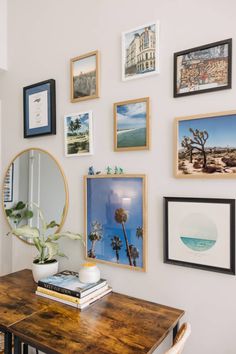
<box><xmin>122</xmin><ymin>21</ymin><xmax>159</xmax><ymax>81</ymax></box>
<box><xmin>84</xmin><ymin>175</ymin><xmax>147</xmax><ymax>271</ymax></box>
<box><xmin>23</xmin><ymin>79</ymin><xmax>56</xmax><ymax>138</ymax></box>
<box><xmin>164</xmin><ymin>197</ymin><xmax>235</xmax><ymax>275</ymax></box>
<box><xmin>174</xmin><ymin>38</ymin><xmax>232</xmax><ymax>97</ymax></box>
<box><xmin>64</xmin><ymin>111</ymin><xmax>93</xmax><ymax>157</ymax></box>
<box><xmin>114</xmin><ymin>97</ymin><xmax>150</xmax><ymax>151</ymax></box>
<box><xmin>70</xmin><ymin>50</ymin><xmax>99</xmax><ymax>103</ymax></box>
<box><xmin>175</xmin><ymin>110</ymin><xmax>236</xmax><ymax>178</ymax></box>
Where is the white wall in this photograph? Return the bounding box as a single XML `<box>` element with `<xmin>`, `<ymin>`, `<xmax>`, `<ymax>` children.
<box><xmin>0</xmin><ymin>0</ymin><xmax>7</xmax><ymax>71</ymax></box>
<box><xmin>0</xmin><ymin>0</ymin><xmax>236</xmax><ymax>353</ymax></box>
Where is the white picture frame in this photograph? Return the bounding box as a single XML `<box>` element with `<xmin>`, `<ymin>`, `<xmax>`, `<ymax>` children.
<box><xmin>121</xmin><ymin>21</ymin><xmax>160</xmax><ymax>81</ymax></box>
<box><xmin>64</xmin><ymin>111</ymin><xmax>93</xmax><ymax>157</ymax></box>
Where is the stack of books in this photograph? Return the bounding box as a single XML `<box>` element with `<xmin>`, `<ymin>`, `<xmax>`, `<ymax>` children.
<box><xmin>36</xmin><ymin>270</ymin><xmax>112</xmax><ymax>310</ymax></box>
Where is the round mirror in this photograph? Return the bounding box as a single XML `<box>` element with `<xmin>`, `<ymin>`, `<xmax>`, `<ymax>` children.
<box><xmin>3</xmin><ymin>148</ymin><xmax>69</xmax><ymax>244</ymax></box>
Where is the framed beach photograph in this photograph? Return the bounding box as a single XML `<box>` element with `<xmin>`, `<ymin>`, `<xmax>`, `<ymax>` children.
<box><xmin>175</xmin><ymin>110</ymin><xmax>236</xmax><ymax>178</ymax></box>
<box><xmin>84</xmin><ymin>175</ymin><xmax>147</xmax><ymax>271</ymax></box>
<box><xmin>70</xmin><ymin>50</ymin><xmax>99</xmax><ymax>102</ymax></box>
<box><xmin>164</xmin><ymin>197</ymin><xmax>235</xmax><ymax>274</ymax></box>
<box><xmin>64</xmin><ymin>111</ymin><xmax>93</xmax><ymax>157</ymax></box>
<box><xmin>114</xmin><ymin>97</ymin><xmax>150</xmax><ymax>151</ymax></box>
<box><xmin>122</xmin><ymin>22</ymin><xmax>159</xmax><ymax>81</ymax></box>
<box><xmin>23</xmin><ymin>79</ymin><xmax>56</xmax><ymax>138</ymax></box>
<box><xmin>174</xmin><ymin>38</ymin><xmax>232</xmax><ymax>97</ymax></box>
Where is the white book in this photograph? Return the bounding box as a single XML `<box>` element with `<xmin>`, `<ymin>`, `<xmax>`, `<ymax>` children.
<box><xmin>36</xmin><ymin>287</ymin><xmax>112</xmax><ymax>309</ymax></box>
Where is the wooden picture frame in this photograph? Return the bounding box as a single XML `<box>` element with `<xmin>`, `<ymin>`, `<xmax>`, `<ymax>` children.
<box><xmin>114</xmin><ymin>97</ymin><xmax>150</xmax><ymax>151</ymax></box>
<box><xmin>23</xmin><ymin>79</ymin><xmax>56</xmax><ymax>138</ymax></box>
<box><xmin>64</xmin><ymin>111</ymin><xmax>93</xmax><ymax>157</ymax></box>
<box><xmin>174</xmin><ymin>110</ymin><xmax>236</xmax><ymax>178</ymax></box>
<box><xmin>122</xmin><ymin>21</ymin><xmax>160</xmax><ymax>81</ymax></box>
<box><xmin>164</xmin><ymin>197</ymin><xmax>235</xmax><ymax>275</ymax></box>
<box><xmin>84</xmin><ymin>174</ymin><xmax>147</xmax><ymax>271</ymax></box>
<box><xmin>174</xmin><ymin>38</ymin><xmax>232</xmax><ymax>97</ymax></box>
<box><xmin>70</xmin><ymin>50</ymin><xmax>100</xmax><ymax>103</ymax></box>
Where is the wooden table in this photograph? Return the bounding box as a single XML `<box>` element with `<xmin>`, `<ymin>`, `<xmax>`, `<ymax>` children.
<box><xmin>0</xmin><ymin>270</ymin><xmax>184</xmax><ymax>354</ymax></box>
<box><xmin>0</xmin><ymin>269</ymin><xmax>49</xmax><ymax>354</ymax></box>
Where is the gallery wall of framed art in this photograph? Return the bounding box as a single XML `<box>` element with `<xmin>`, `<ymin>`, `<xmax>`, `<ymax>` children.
<box><xmin>2</xmin><ymin>2</ymin><xmax>236</xmax><ymax>353</ymax></box>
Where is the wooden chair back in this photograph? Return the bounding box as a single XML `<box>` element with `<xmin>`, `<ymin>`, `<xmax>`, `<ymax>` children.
<box><xmin>165</xmin><ymin>323</ymin><xmax>191</xmax><ymax>354</ymax></box>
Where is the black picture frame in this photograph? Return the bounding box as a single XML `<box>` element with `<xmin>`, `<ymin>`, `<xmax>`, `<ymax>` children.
<box><xmin>164</xmin><ymin>197</ymin><xmax>235</xmax><ymax>275</ymax></box>
<box><xmin>23</xmin><ymin>79</ymin><xmax>56</xmax><ymax>138</ymax></box>
<box><xmin>174</xmin><ymin>38</ymin><xmax>232</xmax><ymax>97</ymax></box>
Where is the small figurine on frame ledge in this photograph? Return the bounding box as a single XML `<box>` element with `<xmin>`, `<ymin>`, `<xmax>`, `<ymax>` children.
<box><xmin>88</xmin><ymin>166</ymin><xmax>124</xmax><ymax>175</ymax></box>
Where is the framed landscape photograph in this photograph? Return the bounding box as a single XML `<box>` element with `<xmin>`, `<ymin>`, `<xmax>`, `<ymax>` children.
<box><xmin>122</xmin><ymin>22</ymin><xmax>159</xmax><ymax>81</ymax></box>
<box><xmin>174</xmin><ymin>38</ymin><xmax>232</xmax><ymax>97</ymax></box>
<box><xmin>175</xmin><ymin>110</ymin><xmax>236</xmax><ymax>178</ymax></box>
<box><xmin>70</xmin><ymin>50</ymin><xmax>99</xmax><ymax>102</ymax></box>
<box><xmin>23</xmin><ymin>79</ymin><xmax>56</xmax><ymax>138</ymax></box>
<box><xmin>114</xmin><ymin>97</ymin><xmax>150</xmax><ymax>151</ymax></box>
<box><xmin>164</xmin><ymin>197</ymin><xmax>235</xmax><ymax>275</ymax></box>
<box><xmin>64</xmin><ymin>111</ymin><xmax>93</xmax><ymax>157</ymax></box>
<box><xmin>84</xmin><ymin>175</ymin><xmax>147</xmax><ymax>271</ymax></box>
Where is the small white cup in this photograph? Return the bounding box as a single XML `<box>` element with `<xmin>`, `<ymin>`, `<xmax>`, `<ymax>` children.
<box><xmin>79</xmin><ymin>263</ymin><xmax>100</xmax><ymax>284</ymax></box>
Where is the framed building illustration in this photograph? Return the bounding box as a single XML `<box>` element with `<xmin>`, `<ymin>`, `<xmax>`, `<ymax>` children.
<box><xmin>122</xmin><ymin>22</ymin><xmax>159</xmax><ymax>81</ymax></box>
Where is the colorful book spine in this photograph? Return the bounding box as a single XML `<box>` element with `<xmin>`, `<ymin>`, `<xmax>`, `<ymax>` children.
<box><xmin>36</xmin><ymin>284</ymin><xmax>109</xmax><ymax>304</ymax></box>
<box><xmin>37</xmin><ymin>279</ymin><xmax>107</xmax><ymax>298</ymax></box>
<box><xmin>36</xmin><ymin>287</ymin><xmax>112</xmax><ymax>309</ymax></box>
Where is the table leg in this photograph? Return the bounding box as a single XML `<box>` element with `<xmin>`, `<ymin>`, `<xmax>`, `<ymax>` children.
<box><xmin>173</xmin><ymin>321</ymin><xmax>179</xmax><ymax>344</ymax></box>
<box><xmin>23</xmin><ymin>343</ymin><xmax>28</xmax><ymax>354</ymax></box>
<box><xmin>14</xmin><ymin>335</ymin><xmax>22</xmax><ymax>354</ymax></box>
<box><xmin>4</xmin><ymin>332</ymin><xmax>12</xmax><ymax>354</ymax></box>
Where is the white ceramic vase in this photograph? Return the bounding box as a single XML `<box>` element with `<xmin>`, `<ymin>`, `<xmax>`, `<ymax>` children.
<box><xmin>32</xmin><ymin>260</ymin><xmax>59</xmax><ymax>283</ymax></box>
<box><xmin>79</xmin><ymin>263</ymin><xmax>100</xmax><ymax>284</ymax></box>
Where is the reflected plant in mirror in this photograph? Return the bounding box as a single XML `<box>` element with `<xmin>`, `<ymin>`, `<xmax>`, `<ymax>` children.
<box><xmin>3</xmin><ymin>148</ymin><xmax>69</xmax><ymax>245</ymax></box>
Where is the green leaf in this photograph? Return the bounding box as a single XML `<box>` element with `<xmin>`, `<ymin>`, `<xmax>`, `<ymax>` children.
<box><xmin>12</xmin><ymin>225</ymin><xmax>40</xmax><ymax>239</ymax></box>
<box><xmin>5</xmin><ymin>209</ymin><xmax>13</xmax><ymax>217</ymax></box>
<box><xmin>14</xmin><ymin>201</ymin><xmax>26</xmax><ymax>210</ymax></box>
<box><xmin>47</xmin><ymin>220</ymin><xmax>60</xmax><ymax>229</ymax></box>
<box><xmin>23</xmin><ymin>210</ymin><xmax>33</xmax><ymax>219</ymax></box>
<box><xmin>15</xmin><ymin>213</ymin><xmax>22</xmax><ymax>219</ymax></box>
<box><xmin>53</xmin><ymin>232</ymin><xmax>83</xmax><ymax>241</ymax></box>
<box><xmin>45</xmin><ymin>241</ymin><xmax>59</xmax><ymax>261</ymax></box>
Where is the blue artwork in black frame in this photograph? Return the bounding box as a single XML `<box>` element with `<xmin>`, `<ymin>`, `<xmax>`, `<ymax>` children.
<box><xmin>23</xmin><ymin>79</ymin><xmax>56</xmax><ymax>138</ymax></box>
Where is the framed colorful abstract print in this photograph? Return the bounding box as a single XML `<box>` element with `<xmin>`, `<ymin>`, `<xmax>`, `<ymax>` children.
<box><xmin>174</xmin><ymin>39</ymin><xmax>232</xmax><ymax>97</ymax></box>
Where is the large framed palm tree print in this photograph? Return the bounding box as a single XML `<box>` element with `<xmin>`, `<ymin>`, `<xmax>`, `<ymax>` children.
<box><xmin>84</xmin><ymin>175</ymin><xmax>147</xmax><ymax>271</ymax></box>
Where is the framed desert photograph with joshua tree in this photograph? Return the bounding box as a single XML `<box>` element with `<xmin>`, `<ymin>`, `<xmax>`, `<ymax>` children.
<box><xmin>84</xmin><ymin>175</ymin><xmax>147</xmax><ymax>271</ymax></box>
<box><xmin>114</xmin><ymin>97</ymin><xmax>150</xmax><ymax>151</ymax></box>
<box><xmin>175</xmin><ymin>111</ymin><xmax>236</xmax><ymax>178</ymax></box>
<box><xmin>70</xmin><ymin>50</ymin><xmax>99</xmax><ymax>103</ymax></box>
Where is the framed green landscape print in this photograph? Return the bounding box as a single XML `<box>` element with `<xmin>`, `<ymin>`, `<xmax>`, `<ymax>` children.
<box><xmin>164</xmin><ymin>197</ymin><xmax>235</xmax><ymax>275</ymax></box>
<box><xmin>114</xmin><ymin>97</ymin><xmax>150</xmax><ymax>151</ymax></box>
<box><xmin>175</xmin><ymin>110</ymin><xmax>236</xmax><ymax>178</ymax></box>
<box><xmin>64</xmin><ymin>111</ymin><xmax>93</xmax><ymax>157</ymax></box>
<box><xmin>84</xmin><ymin>175</ymin><xmax>147</xmax><ymax>271</ymax></box>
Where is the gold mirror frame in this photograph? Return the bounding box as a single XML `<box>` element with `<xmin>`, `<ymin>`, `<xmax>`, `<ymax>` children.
<box><xmin>2</xmin><ymin>148</ymin><xmax>69</xmax><ymax>245</ymax></box>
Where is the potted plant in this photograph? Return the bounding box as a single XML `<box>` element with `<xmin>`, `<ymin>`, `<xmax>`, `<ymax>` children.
<box><xmin>11</xmin><ymin>205</ymin><xmax>83</xmax><ymax>282</ymax></box>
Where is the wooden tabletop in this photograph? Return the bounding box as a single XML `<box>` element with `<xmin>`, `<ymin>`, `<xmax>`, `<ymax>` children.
<box><xmin>9</xmin><ymin>291</ymin><xmax>184</xmax><ymax>354</ymax></box>
<box><xmin>0</xmin><ymin>269</ymin><xmax>48</xmax><ymax>330</ymax></box>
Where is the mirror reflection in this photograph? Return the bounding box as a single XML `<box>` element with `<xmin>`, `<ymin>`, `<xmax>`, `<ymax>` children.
<box><xmin>3</xmin><ymin>149</ymin><xmax>68</xmax><ymax>244</ymax></box>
